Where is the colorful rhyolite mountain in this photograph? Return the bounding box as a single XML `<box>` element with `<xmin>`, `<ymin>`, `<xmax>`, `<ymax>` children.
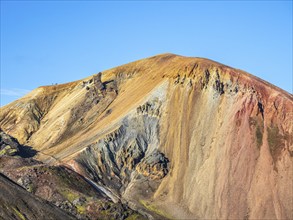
<box><xmin>0</xmin><ymin>54</ymin><xmax>292</xmax><ymax>219</ymax></box>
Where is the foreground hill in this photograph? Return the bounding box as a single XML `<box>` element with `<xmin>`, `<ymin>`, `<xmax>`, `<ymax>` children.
<box><xmin>0</xmin><ymin>131</ymin><xmax>145</xmax><ymax>219</ymax></box>
<box><xmin>0</xmin><ymin>53</ymin><xmax>292</xmax><ymax>219</ymax></box>
<box><xmin>0</xmin><ymin>173</ymin><xmax>75</xmax><ymax>220</ymax></box>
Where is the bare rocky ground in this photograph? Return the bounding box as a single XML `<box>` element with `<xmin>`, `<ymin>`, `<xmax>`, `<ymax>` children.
<box><xmin>0</xmin><ymin>173</ymin><xmax>75</xmax><ymax>220</ymax></box>
<box><xmin>0</xmin><ymin>131</ymin><xmax>145</xmax><ymax>220</ymax></box>
<box><xmin>0</xmin><ymin>54</ymin><xmax>292</xmax><ymax>219</ymax></box>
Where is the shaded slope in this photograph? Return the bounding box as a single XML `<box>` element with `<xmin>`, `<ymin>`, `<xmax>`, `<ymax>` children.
<box><xmin>0</xmin><ymin>173</ymin><xmax>75</xmax><ymax>220</ymax></box>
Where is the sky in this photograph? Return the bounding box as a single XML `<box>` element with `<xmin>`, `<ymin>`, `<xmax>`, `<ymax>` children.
<box><xmin>1</xmin><ymin>1</ymin><xmax>292</xmax><ymax>106</ymax></box>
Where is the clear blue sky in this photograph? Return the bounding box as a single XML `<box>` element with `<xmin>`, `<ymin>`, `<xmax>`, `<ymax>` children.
<box><xmin>1</xmin><ymin>1</ymin><xmax>292</xmax><ymax>106</ymax></box>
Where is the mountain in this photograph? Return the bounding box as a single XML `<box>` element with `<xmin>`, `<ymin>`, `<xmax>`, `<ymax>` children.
<box><xmin>0</xmin><ymin>53</ymin><xmax>292</xmax><ymax>219</ymax></box>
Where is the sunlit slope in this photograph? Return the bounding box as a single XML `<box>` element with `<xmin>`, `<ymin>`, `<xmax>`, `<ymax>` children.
<box><xmin>0</xmin><ymin>53</ymin><xmax>292</xmax><ymax>219</ymax></box>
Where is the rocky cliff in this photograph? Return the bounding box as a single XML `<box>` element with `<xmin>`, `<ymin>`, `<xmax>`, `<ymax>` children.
<box><xmin>0</xmin><ymin>53</ymin><xmax>292</xmax><ymax>219</ymax></box>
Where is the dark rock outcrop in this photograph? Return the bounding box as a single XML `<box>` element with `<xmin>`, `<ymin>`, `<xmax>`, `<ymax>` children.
<box><xmin>0</xmin><ymin>129</ymin><xmax>20</xmax><ymax>156</ymax></box>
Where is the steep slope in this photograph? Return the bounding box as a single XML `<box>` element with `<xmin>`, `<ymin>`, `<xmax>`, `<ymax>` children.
<box><xmin>0</xmin><ymin>53</ymin><xmax>292</xmax><ymax>219</ymax></box>
<box><xmin>0</xmin><ymin>131</ymin><xmax>145</xmax><ymax>220</ymax></box>
<box><xmin>0</xmin><ymin>173</ymin><xmax>75</xmax><ymax>220</ymax></box>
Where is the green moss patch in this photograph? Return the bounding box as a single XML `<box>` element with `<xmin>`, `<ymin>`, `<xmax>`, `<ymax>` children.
<box><xmin>125</xmin><ymin>213</ymin><xmax>143</xmax><ymax>220</ymax></box>
<box><xmin>0</xmin><ymin>145</ymin><xmax>18</xmax><ymax>156</ymax></box>
<box><xmin>249</xmin><ymin>117</ymin><xmax>264</xmax><ymax>149</ymax></box>
<box><xmin>256</xmin><ymin>125</ymin><xmax>263</xmax><ymax>148</ymax></box>
<box><xmin>12</xmin><ymin>207</ymin><xmax>26</xmax><ymax>220</ymax></box>
<box><xmin>267</xmin><ymin>126</ymin><xmax>283</xmax><ymax>161</ymax></box>
<box><xmin>59</xmin><ymin>189</ymin><xmax>79</xmax><ymax>202</ymax></box>
<box><xmin>76</xmin><ymin>204</ymin><xmax>86</xmax><ymax>214</ymax></box>
<box><xmin>139</xmin><ymin>199</ymin><xmax>171</xmax><ymax>219</ymax></box>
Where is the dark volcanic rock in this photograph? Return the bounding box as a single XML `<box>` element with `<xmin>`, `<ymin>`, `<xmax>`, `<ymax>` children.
<box><xmin>0</xmin><ymin>129</ymin><xmax>20</xmax><ymax>156</ymax></box>
<box><xmin>0</xmin><ymin>173</ymin><xmax>75</xmax><ymax>220</ymax></box>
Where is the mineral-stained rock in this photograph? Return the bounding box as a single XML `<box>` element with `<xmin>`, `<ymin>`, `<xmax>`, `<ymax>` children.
<box><xmin>136</xmin><ymin>150</ymin><xmax>169</xmax><ymax>180</ymax></box>
<box><xmin>0</xmin><ymin>53</ymin><xmax>292</xmax><ymax>220</ymax></box>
